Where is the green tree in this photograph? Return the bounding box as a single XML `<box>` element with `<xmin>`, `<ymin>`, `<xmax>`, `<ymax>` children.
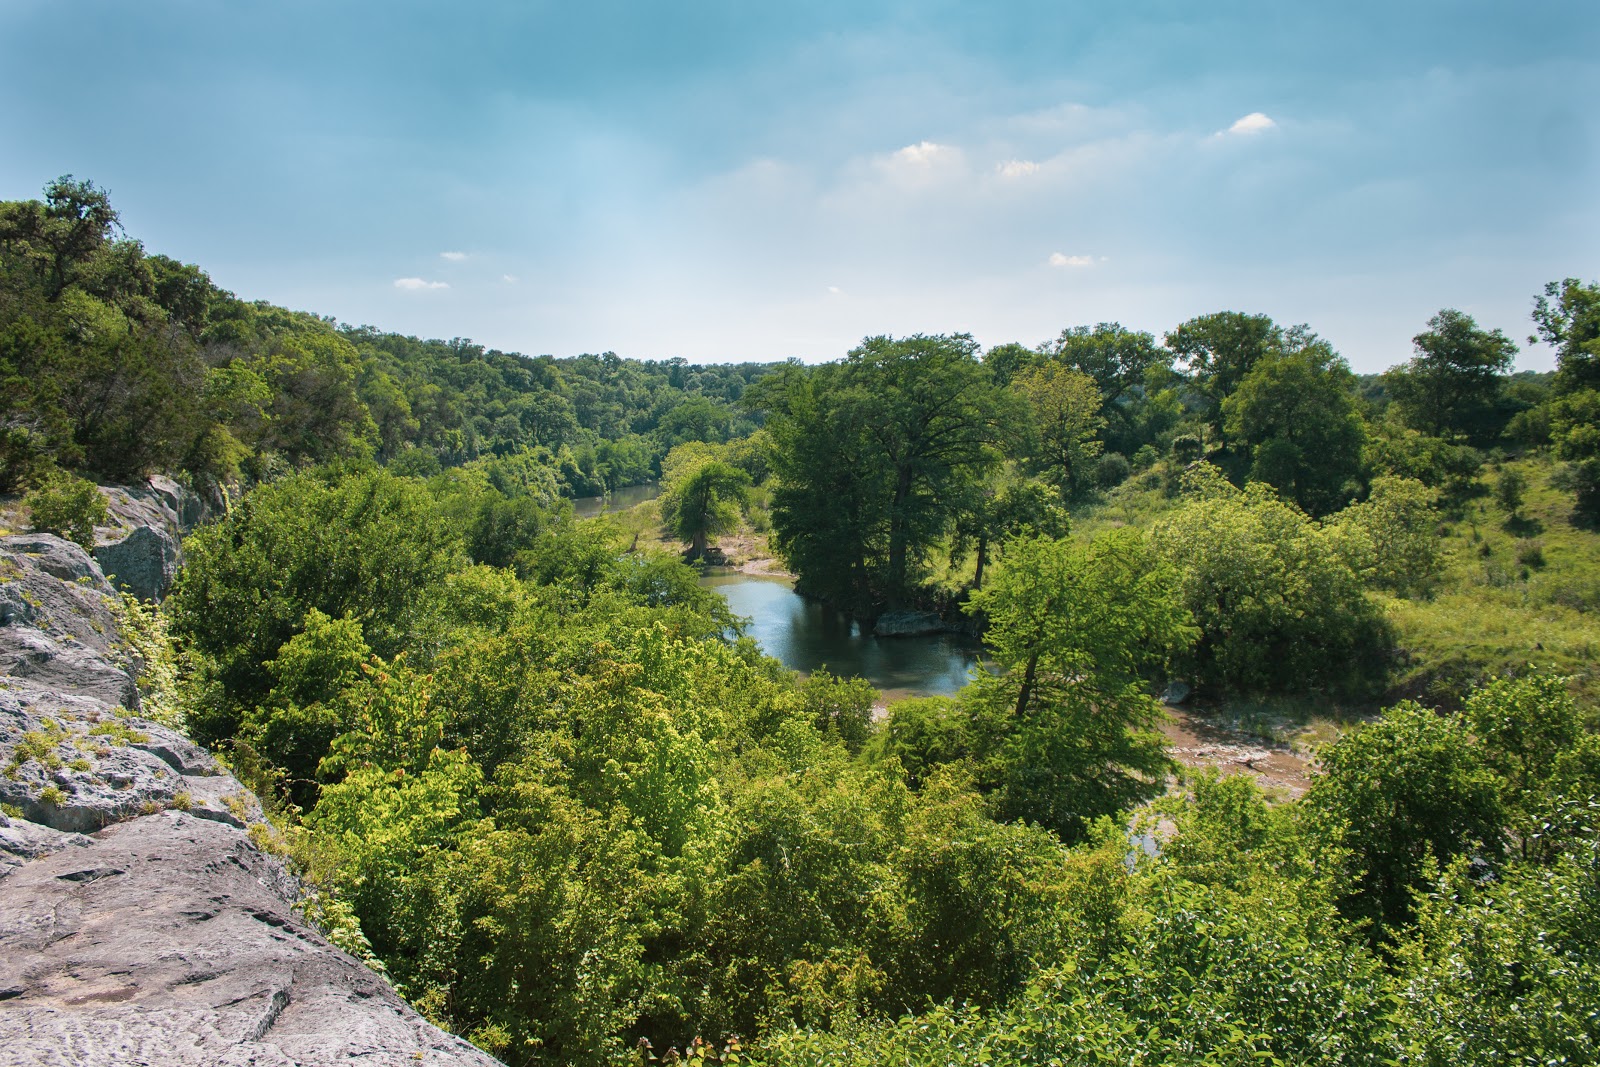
<box><xmin>168</xmin><ymin>468</ymin><xmax>464</xmax><ymax>745</ymax></box>
<box><xmin>1164</xmin><ymin>311</ymin><xmax>1282</xmax><ymax>434</ymax></box>
<box><xmin>659</xmin><ymin>456</ymin><xmax>750</xmax><ymax>561</ymax></box>
<box><xmin>1386</xmin><ymin>308</ymin><xmax>1517</xmax><ymax>442</ymax></box>
<box><xmin>1532</xmin><ymin>277</ymin><xmax>1600</xmax><ymax>396</ymax></box>
<box><xmin>1014</xmin><ymin>362</ymin><xmax>1105</xmax><ymax>498</ymax></box>
<box><xmin>963</xmin><ymin>529</ymin><xmax>1193</xmax><ymax>840</ymax></box>
<box><xmin>1044</xmin><ymin>322</ymin><xmax>1172</xmax><ymax>455</ymax></box>
<box><xmin>1331</xmin><ymin>475</ymin><xmax>1443</xmax><ymax>596</ymax></box>
<box><xmin>0</xmin><ymin>175</ymin><xmax>120</xmax><ymax>301</ymax></box>
<box><xmin>1306</xmin><ymin>700</ymin><xmax>1505</xmax><ymax>932</ymax></box>
<box><xmin>24</xmin><ymin>471</ymin><xmax>108</xmax><ymax>549</ymax></box>
<box><xmin>1222</xmin><ymin>346</ymin><xmax>1367</xmax><ymax>516</ymax></box>
<box><xmin>1150</xmin><ymin>466</ymin><xmax>1391</xmax><ymax>698</ymax></box>
<box><xmin>755</xmin><ymin>335</ymin><xmax>1015</xmax><ymax>615</ymax></box>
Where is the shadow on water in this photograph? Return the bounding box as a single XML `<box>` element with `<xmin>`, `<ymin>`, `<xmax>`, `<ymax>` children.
<box><xmin>699</xmin><ymin>570</ymin><xmax>987</xmax><ymax>699</ymax></box>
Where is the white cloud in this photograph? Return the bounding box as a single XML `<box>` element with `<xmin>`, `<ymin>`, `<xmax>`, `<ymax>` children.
<box><xmin>502</xmin><ymin>274</ymin><xmax>519</xmax><ymax>283</ymax></box>
<box><xmin>440</xmin><ymin>251</ymin><xmax>467</xmax><ymax>261</ymax></box>
<box><xmin>393</xmin><ymin>277</ymin><xmax>450</xmax><ymax>290</ymax></box>
<box><xmin>893</xmin><ymin>140</ymin><xmax>953</xmax><ymax>166</ymax></box>
<box><xmin>1048</xmin><ymin>253</ymin><xmax>1095</xmax><ymax>267</ymax></box>
<box><xmin>1221</xmin><ymin>112</ymin><xmax>1277</xmax><ymax>136</ymax></box>
<box><xmin>826</xmin><ymin>285</ymin><xmax>841</xmax><ymax>295</ymax></box>
<box><xmin>996</xmin><ymin>159</ymin><xmax>1040</xmax><ymax>178</ymax></box>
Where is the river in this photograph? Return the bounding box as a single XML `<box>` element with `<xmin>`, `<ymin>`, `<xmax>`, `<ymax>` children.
<box><xmin>698</xmin><ymin>571</ymin><xmax>986</xmax><ymax>701</ymax></box>
<box><xmin>571</xmin><ymin>482</ymin><xmax>662</xmax><ymax>519</ymax></box>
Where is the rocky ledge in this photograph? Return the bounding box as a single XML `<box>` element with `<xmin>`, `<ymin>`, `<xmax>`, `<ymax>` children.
<box><xmin>0</xmin><ymin>531</ymin><xmax>499</xmax><ymax>1066</ymax></box>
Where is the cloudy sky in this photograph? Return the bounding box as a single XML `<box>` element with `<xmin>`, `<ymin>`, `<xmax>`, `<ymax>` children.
<box><xmin>2</xmin><ymin>1</ymin><xmax>1595</xmax><ymax>370</ymax></box>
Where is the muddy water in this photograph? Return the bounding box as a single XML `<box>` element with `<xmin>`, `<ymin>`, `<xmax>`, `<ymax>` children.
<box><xmin>698</xmin><ymin>571</ymin><xmax>986</xmax><ymax>699</ymax></box>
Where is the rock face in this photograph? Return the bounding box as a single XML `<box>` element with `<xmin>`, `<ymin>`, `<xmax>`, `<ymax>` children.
<box><xmin>0</xmin><ymin>530</ymin><xmax>501</xmax><ymax>1066</ymax></box>
<box><xmin>91</xmin><ymin>477</ymin><xmax>207</xmax><ymax>603</ymax></box>
<box><xmin>93</xmin><ymin>525</ymin><xmax>182</xmax><ymax>605</ymax></box>
<box><xmin>0</xmin><ymin>813</ymin><xmax>500</xmax><ymax>1066</ymax></box>
<box><xmin>0</xmin><ymin>534</ymin><xmax>138</xmax><ymax>710</ymax></box>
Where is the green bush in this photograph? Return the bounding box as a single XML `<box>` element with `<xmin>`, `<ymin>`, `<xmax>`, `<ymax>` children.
<box><xmin>24</xmin><ymin>473</ymin><xmax>108</xmax><ymax>549</ymax></box>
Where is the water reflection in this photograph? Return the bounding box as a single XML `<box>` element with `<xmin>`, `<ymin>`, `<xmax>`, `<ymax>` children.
<box><xmin>571</xmin><ymin>482</ymin><xmax>662</xmax><ymax>519</ymax></box>
<box><xmin>699</xmin><ymin>571</ymin><xmax>986</xmax><ymax>699</ymax></box>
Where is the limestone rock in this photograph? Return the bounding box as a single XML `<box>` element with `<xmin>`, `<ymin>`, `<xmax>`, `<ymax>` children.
<box><xmin>0</xmin><ymin>812</ymin><xmax>501</xmax><ymax>1067</ymax></box>
<box><xmin>2</xmin><ymin>535</ymin><xmax>109</xmax><ymax>588</ymax></box>
<box><xmin>0</xmin><ymin>628</ymin><xmax>139</xmax><ymax>709</ymax></box>
<box><xmin>98</xmin><ymin>477</ymin><xmax>208</xmax><ymax>541</ymax></box>
<box><xmin>94</xmin><ymin>525</ymin><xmax>182</xmax><ymax>603</ymax></box>
<box><xmin>0</xmin><ymin>810</ymin><xmax>90</xmax><ymax>878</ymax></box>
<box><xmin>1</xmin><ymin>534</ymin><xmax>124</xmax><ymax>661</ymax></box>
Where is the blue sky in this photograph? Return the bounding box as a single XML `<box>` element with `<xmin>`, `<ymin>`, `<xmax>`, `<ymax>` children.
<box><xmin>2</xmin><ymin>1</ymin><xmax>1595</xmax><ymax>370</ymax></box>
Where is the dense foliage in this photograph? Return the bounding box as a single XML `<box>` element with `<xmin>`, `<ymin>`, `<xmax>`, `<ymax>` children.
<box><xmin>155</xmin><ymin>457</ymin><xmax>1600</xmax><ymax>1067</ymax></box>
<box><xmin>0</xmin><ymin>177</ymin><xmax>772</xmax><ymax>499</ymax></box>
<box><xmin>7</xmin><ymin>173</ymin><xmax>1599</xmax><ymax>1067</ymax></box>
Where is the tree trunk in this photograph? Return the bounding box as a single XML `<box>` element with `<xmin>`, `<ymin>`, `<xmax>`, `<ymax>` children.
<box><xmin>1013</xmin><ymin>651</ymin><xmax>1039</xmax><ymax>718</ymax></box>
<box><xmin>886</xmin><ymin>465</ymin><xmax>914</xmax><ymax>606</ymax></box>
<box><xmin>972</xmin><ymin>534</ymin><xmax>989</xmax><ymax>589</ymax></box>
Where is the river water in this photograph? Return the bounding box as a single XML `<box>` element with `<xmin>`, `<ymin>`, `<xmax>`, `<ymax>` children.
<box><xmin>698</xmin><ymin>571</ymin><xmax>985</xmax><ymax>700</ymax></box>
<box><xmin>571</xmin><ymin>482</ymin><xmax>661</xmax><ymax>519</ymax></box>
<box><xmin>570</xmin><ymin>484</ymin><xmax>982</xmax><ymax>698</ymax></box>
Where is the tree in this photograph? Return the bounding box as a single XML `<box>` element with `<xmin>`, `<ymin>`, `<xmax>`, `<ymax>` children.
<box><xmin>1386</xmin><ymin>309</ymin><xmax>1517</xmax><ymax>442</ymax></box>
<box><xmin>1306</xmin><ymin>701</ymin><xmax>1505</xmax><ymax>932</ymax></box>
<box><xmin>658</xmin><ymin>455</ymin><xmax>749</xmax><ymax>561</ymax></box>
<box><xmin>168</xmin><ymin>468</ymin><xmax>465</xmax><ymax>743</ymax></box>
<box><xmin>755</xmin><ymin>335</ymin><xmax>1016</xmax><ymax>615</ymax></box>
<box><xmin>1014</xmin><ymin>363</ymin><xmax>1105</xmax><ymax>498</ymax></box>
<box><xmin>1532</xmin><ymin>277</ymin><xmax>1600</xmax><ymax>396</ymax></box>
<box><xmin>1044</xmin><ymin>323</ymin><xmax>1171</xmax><ymax>455</ymax></box>
<box><xmin>1164</xmin><ymin>312</ymin><xmax>1282</xmax><ymax>434</ymax></box>
<box><xmin>1150</xmin><ymin>466</ymin><xmax>1391</xmax><ymax>698</ymax></box>
<box><xmin>0</xmin><ymin>175</ymin><xmax>120</xmax><ymax>301</ymax></box>
<box><xmin>951</xmin><ymin>477</ymin><xmax>1069</xmax><ymax>589</ymax></box>
<box><xmin>1331</xmin><ymin>475</ymin><xmax>1443</xmax><ymax>596</ymax></box>
<box><xmin>963</xmin><ymin>529</ymin><xmax>1194</xmax><ymax>840</ymax></box>
<box><xmin>1222</xmin><ymin>346</ymin><xmax>1367</xmax><ymax>516</ymax></box>
<box><xmin>1530</xmin><ymin>282</ymin><xmax>1600</xmax><ymax>528</ymax></box>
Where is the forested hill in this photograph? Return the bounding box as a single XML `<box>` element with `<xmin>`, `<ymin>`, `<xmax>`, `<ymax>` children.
<box><xmin>0</xmin><ymin>177</ymin><xmax>775</xmax><ymax>499</ymax></box>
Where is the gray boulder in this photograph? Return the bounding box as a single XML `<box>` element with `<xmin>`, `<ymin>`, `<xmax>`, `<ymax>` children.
<box><xmin>0</xmin><ymin>683</ymin><xmax>257</xmax><ymax>834</ymax></box>
<box><xmin>0</xmin><ymin>812</ymin><xmax>501</xmax><ymax>1066</ymax></box>
<box><xmin>94</xmin><ymin>525</ymin><xmax>182</xmax><ymax>603</ymax></box>
<box><xmin>1161</xmin><ymin>680</ymin><xmax>1192</xmax><ymax>705</ymax></box>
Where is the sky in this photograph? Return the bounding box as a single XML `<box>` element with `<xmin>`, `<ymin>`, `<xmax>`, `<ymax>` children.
<box><xmin>1</xmin><ymin>1</ymin><xmax>1596</xmax><ymax>371</ymax></box>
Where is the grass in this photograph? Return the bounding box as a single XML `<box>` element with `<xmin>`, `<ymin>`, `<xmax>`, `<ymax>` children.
<box><xmin>1386</xmin><ymin>457</ymin><xmax>1600</xmax><ymax>712</ymax></box>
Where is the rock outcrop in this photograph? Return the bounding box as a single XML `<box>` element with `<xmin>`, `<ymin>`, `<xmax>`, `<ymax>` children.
<box><xmin>93</xmin><ymin>525</ymin><xmax>181</xmax><ymax>605</ymax></box>
<box><xmin>90</xmin><ymin>476</ymin><xmax>209</xmax><ymax>603</ymax></box>
<box><xmin>0</xmin><ymin>532</ymin><xmax>500</xmax><ymax>1065</ymax></box>
<box><xmin>0</xmin><ymin>813</ymin><xmax>498</xmax><ymax>1067</ymax></box>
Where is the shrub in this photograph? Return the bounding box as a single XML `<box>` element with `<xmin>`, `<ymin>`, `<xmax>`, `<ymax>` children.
<box><xmin>24</xmin><ymin>473</ymin><xmax>109</xmax><ymax>550</ymax></box>
<box><xmin>1169</xmin><ymin>433</ymin><xmax>1203</xmax><ymax>464</ymax></box>
<box><xmin>1516</xmin><ymin>540</ymin><xmax>1546</xmax><ymax>569</ymax></box>
<box><xmin>1093</xmin><ymin>451</ymin><xmax>1131</xmax><ymax>489</ymax></box>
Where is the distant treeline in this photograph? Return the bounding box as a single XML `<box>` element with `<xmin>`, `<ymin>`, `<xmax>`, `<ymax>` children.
<box><xmin>0</xmin><ymin>177</ymin><xmax>771</xmax><ymax>499</ymax></box>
